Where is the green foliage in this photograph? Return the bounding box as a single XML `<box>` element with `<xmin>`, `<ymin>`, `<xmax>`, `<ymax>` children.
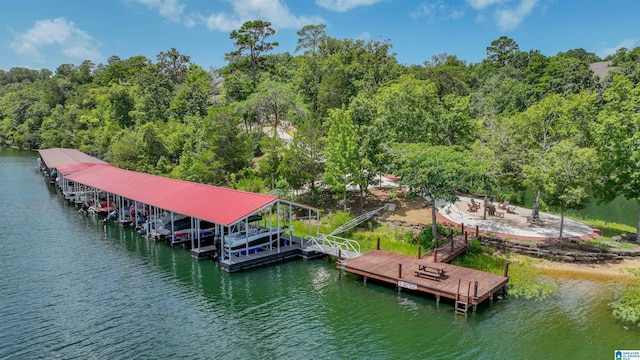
<box><xmin>467</xmin><ymin>239</ymin><xmax>483</xmax><ymax>255</ymax></box>
<box><xmin>0</xmin><ymin>26</ymin><xmax>638</xmax><ymax>245</ymax></box>
<box><xmin>231</xmin><ymin>175</ymin><xmax>266</xmax><ymax>193</ymax></box>
<box><xmin>611</xmin><ymin>284</ymin><xmax>640</xmax><ymax>327</ymax></box>
<box><xmin>275</xmin><ymin>178</ymin><xmax>290</xmax><ymax>198</ymax></box>
<box><xmin>351</xmin><ymin>224</ymin><xmax>418</xmax><ymax>255</ymax></box>
<box><xmin>580</xmin><ymin>219</ymin><xmax>636</xmax><ymax>237</ymax></box>
<box><xmin>227</xmin><ymin>20</ymin><xmax>279</xmax><ymax>84</ymax></box>
<box><xmin>486</xmin><ymin>36</ymin><xmax>520</xmax><ymax>66</ymax></box>
<box><xmin>323</xmin><ymin>108</ymin><xmax>359</xmax><ymax>210</ymax></box>
<box><xmin>391</xmin><ymin>143</ymin><xmax>495</xmax><ymax>241</ymax></box>
<box><xmin>415</xmin><ymin>223</ymin><xmax>454</xmax><ymax>249</ymax></box>
<box><xmin>321</xmin><ymin>211</ymin><xmax>354</xmax><ymax>234</ymax></box>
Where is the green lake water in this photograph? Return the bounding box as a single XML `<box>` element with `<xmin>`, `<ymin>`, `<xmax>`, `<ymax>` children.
<box><xmin>521</xmin><ymin>189</ymin><xmax>638</xmax><ymax>229</ymax></box>
<box><xmin>0</xmin><ymin>149</ymin><xmax>638</xmax><ymax>359</ymax></box>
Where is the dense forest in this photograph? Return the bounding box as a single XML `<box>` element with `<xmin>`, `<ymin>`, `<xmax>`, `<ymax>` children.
<box><xmin>1</xmin><ymin>21</ymin><xmax>640</xmax><ymax>239</ymax></box>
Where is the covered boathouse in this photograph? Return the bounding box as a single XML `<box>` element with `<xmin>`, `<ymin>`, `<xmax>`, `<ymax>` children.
<box><xmin>39</xmin><ymin>148</ymin><xmax>320</xmax><ymax>272</ymax></box>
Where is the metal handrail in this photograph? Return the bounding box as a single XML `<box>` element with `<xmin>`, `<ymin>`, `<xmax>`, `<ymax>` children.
<box><xmin>305</xmin><ymin>234</ymin><xmax>361</xmax><ymax>258</ymax></box>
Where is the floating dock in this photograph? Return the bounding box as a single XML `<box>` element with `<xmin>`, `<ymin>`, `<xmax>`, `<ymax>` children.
<box><xmin>338</xmin><ymin>249</ymin><xmax>508</xmax><ymax>311</ymax></box>
<box><xmin>220</xmin><ymin>239</ymin><xmax>303</xmax><ymax>272</ymax></box>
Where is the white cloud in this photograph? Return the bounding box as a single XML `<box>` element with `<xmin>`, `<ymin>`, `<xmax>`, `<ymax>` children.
<box><xmin>494</xmin><ymin>0</ymin><xmax>537</xmax><ymax>31</ymax></box>
<box><xmin>10</xmin><ymin>18</ymin><xmax>101</xmax><ymax>63</ymax></box>
<box><xmin>356</xmin><ymin>31</ymin><xmax>371</xmax><ymax>41</ymax></box>
<box><xmin>411</xmin><ymin>2</ymin><xmax>464</xmax><ymax>22</ymax></box>
<box><xmin>316</xmin><ymin>0</ymin><xmax>382</xmax><ymax>12</ymax></box>
<box><xmin>466</xmin><ymin>0</ymin><xmax>507</xmax><ymax>10</ymax></box>
<box><xmin>129</xmin><ymin>0</ymin><xmax>185</xmax><ymax>22</ymax></box>
<box><xmin>598</xmin><ymin>39</ymin><xmax>637</xmax><ymax>58</ymax></box>
<box><xmin>203</xmin><ymin>0</ymin><xmax>324</xmax><ymax>32</ymax></box>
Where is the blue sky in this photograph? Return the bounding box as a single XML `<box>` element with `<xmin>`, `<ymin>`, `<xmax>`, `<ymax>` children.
<box><xmin>1</xmin><ymin>0</ymin><xmax>639</xmax><ymax>71</ymax></box>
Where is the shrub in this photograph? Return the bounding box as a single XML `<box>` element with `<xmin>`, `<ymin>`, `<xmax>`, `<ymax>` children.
<box><xmin>611</xmin><ymin>284</ymin><xmax>640</xmax><ymax>327</ymax></box>
<box><xmin>467</xmin><ymin>239</ymin><xmax>483</xmax><ymax>255</ymax></box>
<box><xmin>415</xmin><ymin>223</ymin><xmax>456</xmax><ymax>249</ymax></box>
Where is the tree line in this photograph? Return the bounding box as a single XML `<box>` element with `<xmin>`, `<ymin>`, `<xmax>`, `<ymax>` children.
<box><xmin>1</xmin><ymin>21</ymin><xmax>639</xmax><ymax>241</ymax></box>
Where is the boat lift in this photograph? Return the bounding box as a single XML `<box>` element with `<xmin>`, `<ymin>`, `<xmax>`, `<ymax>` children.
<box><xmin>304</xmin><ymin>203</ymin><xmax>395</xmax><ymax>259</ymax></box>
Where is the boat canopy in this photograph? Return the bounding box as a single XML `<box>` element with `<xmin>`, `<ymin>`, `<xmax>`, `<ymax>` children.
<box><xmin>65</xmin><ymin>164</ymin><xmax>317</xmax><ymax>227</ymax></box>
<box><xmin>38</xmin><ymin>148</ymin><xmax>108</xmax><ymax>169</ymax></box>
<box><xmin>56</xmin><ymin>162</ymin><xmax>108</xmax><ymax>175</ymax></box>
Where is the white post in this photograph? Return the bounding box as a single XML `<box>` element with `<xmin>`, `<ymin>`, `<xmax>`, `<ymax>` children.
<box><xmin>277</xmin><ymin>201</ymin><xmax>281</xmax><ymax>253</ymax></box>
<box><xmin>289</xmin><ymin>203</ymin><xmax>292</xmax><ymax>241</ymax></box>
<box><xmin>269</xmin><ymin>207</ymin><xmax>273</xmax><ymax>251</ymax></box>
<box><xmin>170</xmin><ymin>212</ymin><xmax>174</xmax><ymax>243</ymax></box>
<box><xmin>245</xmin><ymin>218</ymin><xmax>249</xmax><ymax>255</ymax></box>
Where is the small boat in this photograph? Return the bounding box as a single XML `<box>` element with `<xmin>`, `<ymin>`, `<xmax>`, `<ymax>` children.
<box><xmin>153</xmin><ymin>217</ymin><xmax>216</xmax><ymax>246</ymax></box>
<box><xmin>221</xmin><ymin>219</ymin><xmax>285</xmax><ymax>258</ymax></box>
<box><xmin>89</xmin><ymin>201</ymin><xmax>115</xmax><ymax>214</ymax></box>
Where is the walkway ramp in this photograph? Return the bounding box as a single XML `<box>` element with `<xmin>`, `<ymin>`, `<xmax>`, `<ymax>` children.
<box><xmin>303</xmin><ymin>204</ymin><xmax>394</xmax><ymax>259</ymax></box>
<box><xmin>304</xmin><ymin>242</ymin><xmax>361</xmax><ymax>259</ymax></box>
<box><xmin>303</xmin><ymin>234</ymin><xmax>362</xmax><ymax>259</ymax></box>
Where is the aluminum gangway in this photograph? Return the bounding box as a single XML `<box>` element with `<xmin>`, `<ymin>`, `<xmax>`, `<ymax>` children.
<box><xmin>304</xmin><ymin>203</ymin><xmax>394</xmax><ymax>259</ymax></box>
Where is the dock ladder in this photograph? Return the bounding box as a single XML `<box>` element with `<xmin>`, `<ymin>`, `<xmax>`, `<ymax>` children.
<box><xmin>454</xmin><ymin>279</ymin><xmax>472</xmax><ymax>317</ymax></box>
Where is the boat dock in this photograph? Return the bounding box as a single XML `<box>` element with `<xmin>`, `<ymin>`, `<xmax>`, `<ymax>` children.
<box><xmin>338</xmin><ymin>248</ymin><xmax>509</xmax><ymax>312</ymax></box>
<box><xmin>38</xmin><ymin>148</ymin><xmax>322</xmax><ymax>273</ymax></box>
<box><xmin>38</xmin><ymin>147</ymin><xmax>508</xmax><ymax>313</ymax></box>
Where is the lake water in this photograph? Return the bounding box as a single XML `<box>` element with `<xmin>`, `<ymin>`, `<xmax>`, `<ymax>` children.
<box><xmin>0</xmin><ymin>149</ymin><xmax>637</xmax><ymax>359</ymax></box>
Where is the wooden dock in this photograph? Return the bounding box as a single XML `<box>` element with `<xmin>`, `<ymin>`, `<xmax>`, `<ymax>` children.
<box><xmin>338</xmin><ymin>250</ymin><xmax>508</xmax><ymax>309</ymax></box>
<box><xmin>426</xmin><ymin>233</ymin><xmax>471</xmax><ymax>263</ymax></box>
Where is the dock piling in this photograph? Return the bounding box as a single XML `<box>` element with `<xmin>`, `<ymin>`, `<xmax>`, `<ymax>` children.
<box><xmin>503</xmin><ymin>261</ymin><xmax>510</xmax><ymax>277</ymax></box>
<box><xmin>398</xmin><ymin>263</ymin><xmax>402</xmax><ymax>279</ymax></box>
<box><xmin>418</xmin><ymin>245</ymin><xmax>422</xmax><ymax>259</ymax></box>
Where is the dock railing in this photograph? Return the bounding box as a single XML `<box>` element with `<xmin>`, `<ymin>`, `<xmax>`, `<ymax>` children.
<box><xmin>305</xmin><ymin>234</ymin><xmax>361</xmax><ymax>259</ymax></box>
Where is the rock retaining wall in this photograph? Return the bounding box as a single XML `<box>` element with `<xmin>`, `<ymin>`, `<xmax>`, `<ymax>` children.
<box><xmin>478</xmin><ymin>236</ymin><xmax>640</xmax><ymax>263</ymax></box>
<box><xmin>380</xmin><ymin>218</ymin><xmax>427</xmax><ymax>237</ymax></box>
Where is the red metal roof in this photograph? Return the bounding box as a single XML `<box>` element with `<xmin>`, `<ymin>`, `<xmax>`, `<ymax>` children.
<box><xmin>56</xmin><ymin>162</ymin><xmax>107</xmax><ymax>175</ymax></box>
<box><xmin>66</xmin><ymin>165</ymin><xmax>280</xmax><ymax>226</ymax></box>
<box><xmin>38</xmin><ymin>148</ymin><xmax>108</xmax><ymax>169</ymax></box>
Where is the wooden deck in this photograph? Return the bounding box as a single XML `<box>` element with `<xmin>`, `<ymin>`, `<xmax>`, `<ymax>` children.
<box><xmin>424</xmin><ymin>235</ymin><xmax>470</xmax><ymax>263</ymax></box>
<box><xmin>338</xmin><ymin>250</ymin><xmax>508</xmax><ymax>306</ymax></box>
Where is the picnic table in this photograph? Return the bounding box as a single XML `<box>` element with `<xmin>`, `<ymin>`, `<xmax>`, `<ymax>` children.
<box><xmin>414</xmin><ymin>263</ymin><xmax>447</xmax><ymax>281</ymax></box>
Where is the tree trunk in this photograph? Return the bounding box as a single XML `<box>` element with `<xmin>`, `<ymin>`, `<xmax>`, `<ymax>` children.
<box><xmin>274</xmin><ymin>111</ymin><xmax>279</xmax><ymax>138</ymax></box>
<box><xmin>430</xmin><ymin>194</ymin><xmax>438</xmax><ymax>242</ymax></box>
<box><xmin>359</xmin><ymin>184</ymin><xmax>365</xmax><ymax>209</ymax></box>
<box><xmin>310</xmin><ymin>179</ymin><xmax>316</xmax><ymax>200</ymax></box>
<box><xmin>558</xmin><ymin>206</ymin><xmax>565</xmax><ymax>249</ymax></box>
<box><xmin>483</xmin><ymin>195</ymin><xmax>488</xmax><ymax>220</ymax></box>
<box><xmin>637</xmin><ymin>200</ymin><xmax>640</xmax><ymax>243</ymax></box>
<box><xmin>343</xmin><ymin>187</ymin><xmax>347</xmax><ymax>212</ymax></box>
<box><xmin>532</xmin><ymin>190</ymin><xmax>541</xmax><ymax>221</ymax></box>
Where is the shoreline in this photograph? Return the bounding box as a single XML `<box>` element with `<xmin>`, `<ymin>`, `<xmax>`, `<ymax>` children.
<box><xmin>529</xmin><ymin>257</ymin><xmax>640</xmax><ymax>282</ymax></box>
